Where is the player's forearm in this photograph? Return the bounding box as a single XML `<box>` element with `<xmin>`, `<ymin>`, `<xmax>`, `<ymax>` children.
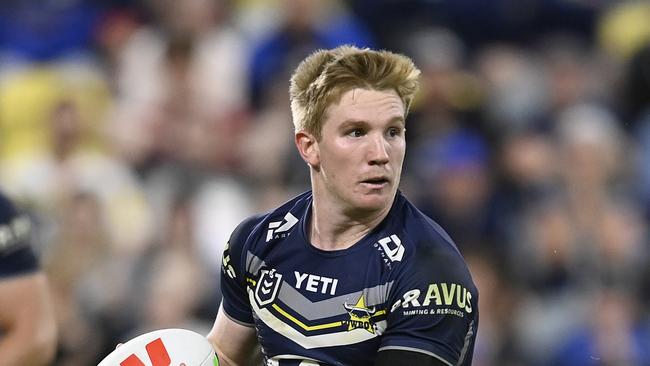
<box><xmin>208</xmin><ymin>334</ymin><xmax>253</xmax><ymax>366</ymax></box>
<box><xmin>0</xmin><ymin>326</ymin><xmax>57</xmax><ymax>366</ymax></box>
<box><xmin>0</xmin><ymin>274</ymin><xmax>58</xmax><ymax>366</ymax></box>
<box><xmin>208</xmin><ymin>304</ymin><xmax>260</xmax><ymax>366</ymax></box>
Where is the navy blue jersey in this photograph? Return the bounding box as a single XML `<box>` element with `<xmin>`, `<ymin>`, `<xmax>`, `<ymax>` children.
<box><xmin>221</xmin><ymin>191</ymin><xmax>478</xmax><ymax>366</ymax></box>
<box><xmin>0</xmin><ymin>192</ymin><xmax>38</xmax><ymax>278</ymax></box>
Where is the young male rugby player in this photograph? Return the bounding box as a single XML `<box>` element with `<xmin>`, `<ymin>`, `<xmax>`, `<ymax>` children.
<box><xmin>209</xmin><ymin>45</ymin><xmax>478</xmax><ymax>366</ymax></box>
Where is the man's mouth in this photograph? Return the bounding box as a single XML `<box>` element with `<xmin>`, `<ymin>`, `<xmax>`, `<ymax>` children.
<box><xmin>361</xmin><ymin>177</ymin><xmax>390</xmax><ymax>188</ymax></box>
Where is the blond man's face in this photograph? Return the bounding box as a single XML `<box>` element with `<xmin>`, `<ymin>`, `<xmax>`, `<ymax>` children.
<box><xmin>314</xmin><ymin>88</ymin><xmax>406</xmax><ymax>213</ymax></box>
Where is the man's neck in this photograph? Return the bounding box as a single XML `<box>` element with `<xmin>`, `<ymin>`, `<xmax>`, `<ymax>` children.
<box><xmin>308</xmin><ymin>194</ymin><xmax>393</xmax><ymax>251</ymax></box>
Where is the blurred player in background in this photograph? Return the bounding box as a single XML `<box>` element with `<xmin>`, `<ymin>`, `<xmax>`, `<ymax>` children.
<box><xmin>0</xmin><ymin>191</ymin><xmax>57</xmax><ymax>366</ymax></box>
<box><xmin>208</xmin><ymin>45</ymin><xmax>478</xmax><ymax>366</ymax></box>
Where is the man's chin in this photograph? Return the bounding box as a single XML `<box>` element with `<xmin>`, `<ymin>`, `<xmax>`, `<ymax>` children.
<box><xmin>349</xmin><ymin>193</ymin><xmax>394</xmax><ymax>213</ymax></box>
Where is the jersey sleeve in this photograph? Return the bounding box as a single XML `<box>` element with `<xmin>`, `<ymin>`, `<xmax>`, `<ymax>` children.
<box><xmin>380</xmin><ymin>240</ymin><xmax>479</xmax><ymax>366</ymax></box>
<box><xmin>0</xmin><ymin>193</ymin><xmax>38</xmax><ymax>278</ymax></box>
<box><xmin>220</xmin><ymin>215</ymin><xmax>261</xmax><ymax>326</ymax></box>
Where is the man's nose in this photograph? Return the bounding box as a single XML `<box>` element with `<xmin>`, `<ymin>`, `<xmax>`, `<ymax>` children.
<box><xmin>368</xmin><ymin>135</ymin><xmax>390</xmax><ymax>165</ymax></box>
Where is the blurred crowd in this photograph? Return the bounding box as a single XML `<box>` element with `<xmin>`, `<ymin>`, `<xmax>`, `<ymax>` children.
<box><xmin>2</xmin><ymin>0</ymin><xmax>650</xmax><ymax>365</ymax></box>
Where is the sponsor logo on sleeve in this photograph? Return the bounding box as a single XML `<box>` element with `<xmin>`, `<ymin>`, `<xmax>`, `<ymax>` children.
<box><xmin>390</xmin><ymin>283</ymin><xmax>473</xmax><ymax>318</ymax></box>
<box><xmin>373</xmin><ymin>234</ymin><xmax>404</xmax><ymax>268</ymax></box>
<box><xmin>266</xmin><ymin>213</ymin><xmax>298</xmax><ymax>242</ymax></box>
<box><xmin>0</xmin><ymin>215</ymin><xmax>30</xmax><ymax>254</ymax></box>
<box><xmin>221</xmin><ymin>241</ymin><xmax>236</xmax><ymax>279</ymax></box>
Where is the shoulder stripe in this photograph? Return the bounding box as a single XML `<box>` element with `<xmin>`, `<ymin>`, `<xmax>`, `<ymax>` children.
<box><xmin>270</xmin><ymin>302</ymin><xmax>386</xmax><ymax>332</ymax></box>
<box><xmin>277</xmin><ymin>279</ymin><xmax>393</xmax><ymax>320</ymax></box>
<box><xmin>250</xmin><ymin>291</ymin><xmax>386</xmax><ymax>349</ymax></box>
<box><xmin>456</xmin><ymin>319</ymin><xmax>475</xmax><ymax>365</ymax></box>
<box><xmin>271</xmin><ymin>304</ymin><xmax>343</xmax><ymax>331</ymax></box>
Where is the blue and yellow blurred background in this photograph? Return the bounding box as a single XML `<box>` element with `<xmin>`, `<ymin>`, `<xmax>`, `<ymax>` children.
<box><xmin>2</xmin><ymin>0</ymin><xmax>650</xmax><ymax>365</ymax></box>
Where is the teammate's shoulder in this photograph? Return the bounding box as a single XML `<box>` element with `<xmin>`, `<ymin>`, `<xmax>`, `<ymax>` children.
<box><xmin>0</xmin><ymin>192</ymin><xmax>38</xmax><ymax>275</ymax></box>
<box><xmin>0</xmin><ymin>191</ymin><xmax>19</xmax><ymax>223</ymax></box>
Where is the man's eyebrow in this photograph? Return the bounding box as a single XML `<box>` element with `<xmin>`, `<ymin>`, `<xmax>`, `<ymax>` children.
<box><xmin>338</xmin><ymin>117</ymin><xmax>405</xmax><ymax>130</ymax></box>
<box><xmin>339</xmin><ymin>119</ymin><xmax>370</xmax><ymax>128</ymax></box>
<box><xmin>390</xmin><ymin>116</ymin><xmax>406</xmax><ymax>126</ymax></box>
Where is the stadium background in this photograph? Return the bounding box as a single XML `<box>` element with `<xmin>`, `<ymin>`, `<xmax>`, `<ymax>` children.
<box><xmin>2</xmin><ymin>0</ymin><xmax>650</xmax><ymax>364</ymax></box>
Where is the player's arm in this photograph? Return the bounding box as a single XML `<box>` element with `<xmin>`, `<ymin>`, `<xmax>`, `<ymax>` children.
<box><xmin>207</xmin><ymin>303</ymin><xmax>258</xmax><ymax>366</ymax></box>
<box><xmin>0</xmin><ymin>272</ymin><xmax>57</xmax><ymax>366</ymax></box>
<box><xmin>376</xmin><ymin>349</ymin><xmax>450</xmax><ymax>366</ymax></box>
<box><xmin>209</xmin><ymin>215</ymin><xmax>264</xmax><ymax>365</ymax></box>
<box><xmin>379</xmin><ymin>236</ymin><xmax>479</xmax><ymax>366</ymax></box>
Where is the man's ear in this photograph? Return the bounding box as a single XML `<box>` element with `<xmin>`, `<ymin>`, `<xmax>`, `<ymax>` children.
<box><xmin>295</xmin><ymin>130</ymin><xmax>320</xmax><ymax>168</ymax></box>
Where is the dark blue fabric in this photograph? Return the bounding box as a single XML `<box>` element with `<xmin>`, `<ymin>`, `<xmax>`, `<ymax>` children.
<box><xmin>0</xmin><ymin>192</ymin><xmax>38</xmax><ymax>277</ymax></box>
<box><xmin>220</xmin><ymin>191</ymin><xmax>478</xmax><ymax>365</ymax></box>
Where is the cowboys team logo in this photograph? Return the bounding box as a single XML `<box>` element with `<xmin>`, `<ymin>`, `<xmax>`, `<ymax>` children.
<box><xmin>266</xmin><ymin>213</ymin><xmax>298</xmax><ymax>242</ymax></box>
<box><xmin>342</xmin><ymin>296</ymin><xmax>377</xmax><ymax>334</ymax></box>
<box><xmin>255</xmin><ymin>268</ymin><xmax>283</xmax><ymax>306</ymax></box>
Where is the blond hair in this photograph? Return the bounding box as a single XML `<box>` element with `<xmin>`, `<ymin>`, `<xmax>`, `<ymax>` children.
<box><xmin>289</xmin><ymin>45</ymin><xmax>421</xmax><ymax>140</ymax></box>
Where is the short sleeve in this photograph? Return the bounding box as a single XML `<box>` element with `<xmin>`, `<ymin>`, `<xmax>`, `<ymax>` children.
<box><xmin>0</xmin><ymin>246</ymin><xmax>39</xmax><ymax>277</ymax></box>
<box><xmin>220</xmin><ymin>216</ymin><xmax>260</xmax><ymax>326</ymax></box>
<box><xmin>380</xmin><ymin>242</ymin><xmax>479</xmax><ymax>366</ymax></box>
<box><xmin>0</xmin><ymin>193</ymin><xmax>38</xmax><ymax>277</ymax></box>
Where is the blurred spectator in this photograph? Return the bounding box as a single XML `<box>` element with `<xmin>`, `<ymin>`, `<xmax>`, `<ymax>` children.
<box><xmin>404</xmin><ymin>27</ymin><xmax>483</xmax><ymax>142</ymax></box>
<box><xmin>0</xmin><ymin>62</ymin><xmax>110</xmax><ymax>165</ymax></box>
<box><xmin>476</xmin><ymin>44</ymin><xmax>547</xmax><ymax>133</ymax></box>
<box><xmin>248</xmin><ymin>0</ymin><xmax>375</xmax><ymax>108</ymax></box>
<box><xmin>44</xmin><ymin>192</ymin><xmax>118</xmax><ymax>366</ymax></box>
<box><xmin>413</xmin><ymin>130</ymin><xmax>495</xmax><ymax>252</ymax></box>
<box><xmin>1</xmin><ymin>99</ymin><xmax>154</xmax><ymax>255</ymax></box>
<box><xmin>551</xmin><ymin>287</ymin><xmax>650</xmax><ymax>366</ymax></box>
<box><xmin>125</xmin><ymin>196</ymin><xmax>215</xmax><ymax>345</ymax></box>
<box><xmin>555</xmin><ymin>104</ymin><xmax>630</xmax><ymax>237</ymax></box>
<box><xmin>539</xmin><ymin>34</ymin><xmax>594</xmax><ymax>116</ymax></box>
<box><xmin>107</xmin><ymin>0</ymin><xmax>250</xmax><ymax>171</ymax></box>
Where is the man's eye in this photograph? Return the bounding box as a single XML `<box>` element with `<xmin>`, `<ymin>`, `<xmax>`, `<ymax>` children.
<box><xmin>348</xmin><ymin>129</ymin><xmax>364</xmax><ymax>137</ymax></box>
<box><xmin>388</xmin><ymin>128</ymin><xmax>402</xmax><ymax>137</ymax></box>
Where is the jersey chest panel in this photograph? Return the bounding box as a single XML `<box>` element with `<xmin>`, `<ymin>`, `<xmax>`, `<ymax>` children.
<box><xmin>244</xmin><ymin>229</ymin><xmax>398</xmax><ymax>365</ymax></box>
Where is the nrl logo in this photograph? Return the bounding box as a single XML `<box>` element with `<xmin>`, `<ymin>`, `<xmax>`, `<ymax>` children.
<box><xmin>254</xmin><ymin>268</ymin><xmax>283</xmax><ymax>307</ymax></box>
<box><xmin>342</xmin><ymin>296</ymin><xmax>377</xmax><ymax>334</ymax></box>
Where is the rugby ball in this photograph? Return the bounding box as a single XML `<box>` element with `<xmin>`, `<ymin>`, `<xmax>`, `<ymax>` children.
<box><xmin>97</xmin><ymin>328</ymin><xmax>217</xmax><ymax>366</ymax></box>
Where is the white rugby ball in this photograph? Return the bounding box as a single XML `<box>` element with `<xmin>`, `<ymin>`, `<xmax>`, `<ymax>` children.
<box><xmin>97</xmin><ymin>328</ymin><xmax>217</xmax><ymax>366</ymax></box>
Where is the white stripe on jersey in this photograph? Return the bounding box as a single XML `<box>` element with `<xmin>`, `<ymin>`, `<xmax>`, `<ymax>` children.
<box><xmin>249</xmin><ymin>291</ymin><xmax>387</xmax><ymax>349</ymax></box>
